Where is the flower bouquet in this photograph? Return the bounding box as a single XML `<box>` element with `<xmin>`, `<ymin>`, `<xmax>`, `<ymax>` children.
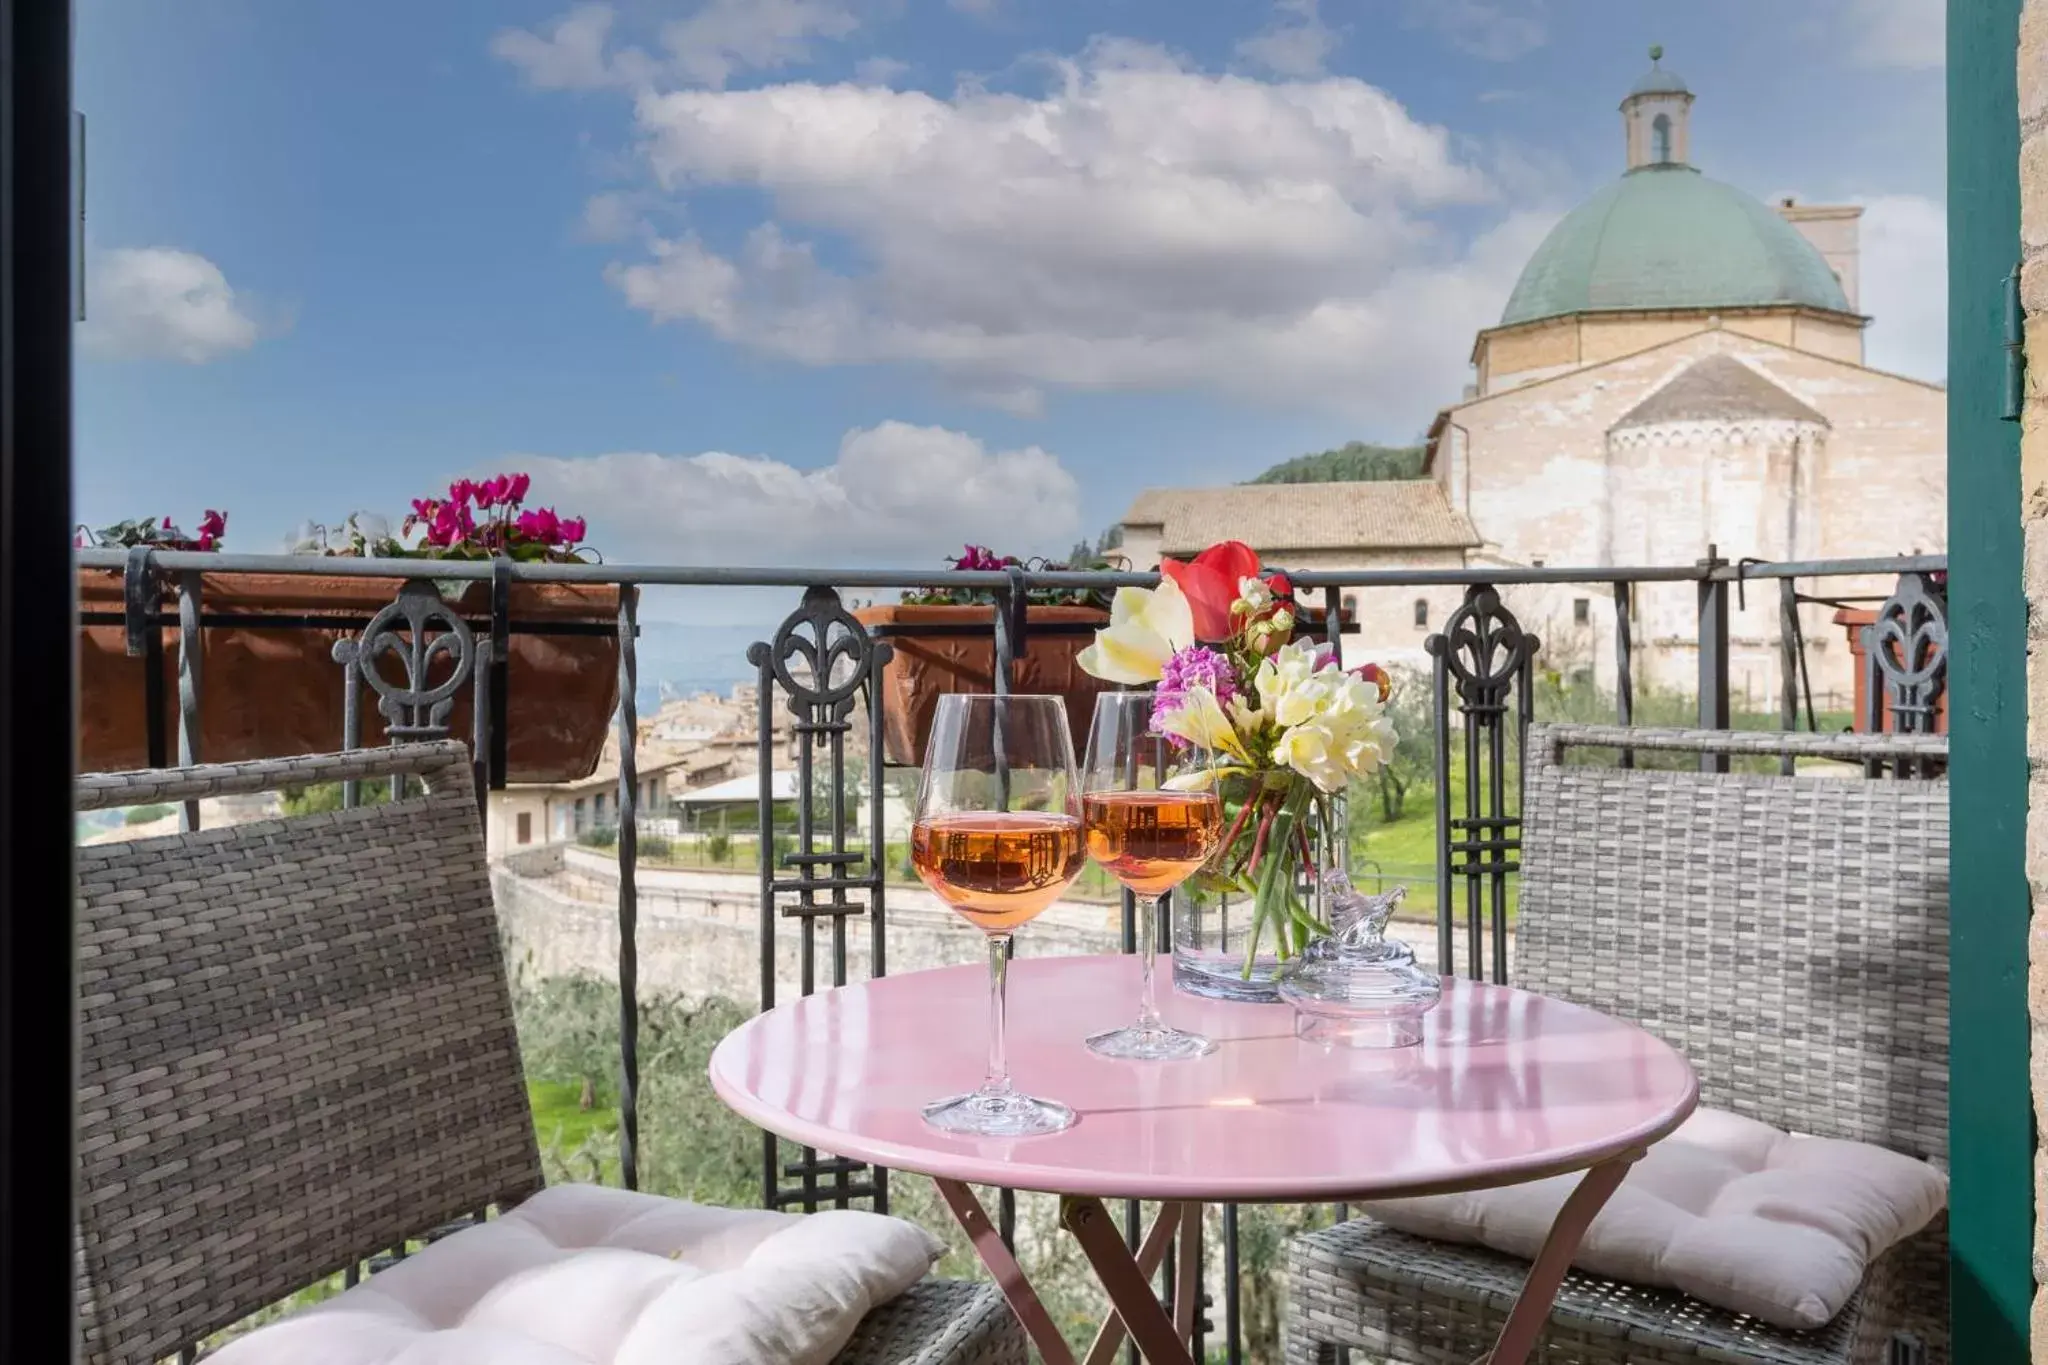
<box><xmin>1076</xmin><ymin>540</ymin><xmax>1396</xmax><ymax>998</ymax></box>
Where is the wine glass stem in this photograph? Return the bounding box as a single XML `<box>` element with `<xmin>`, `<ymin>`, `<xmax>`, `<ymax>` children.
<box><xmin>1136</xmin><ymin>895</ymin><xmax>1164</xmax><ymax>1031</ymax></box>
<box><xmin>983</xmin><ymin>933</ymin><xmax>1014</xmax><ymax>1097</ymax></box>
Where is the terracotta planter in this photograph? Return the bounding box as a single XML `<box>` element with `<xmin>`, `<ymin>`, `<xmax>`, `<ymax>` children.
<box><xmin>853</xmin><ymin>604</ymin><xmax>1112</xmax><ymax>767</ymax></box>
<box><xmin>1834</xmin><ymin>607</ymin><xmax>1948</xmax><ymax>734</ymax></box>
<box><xmin>79</xmin><ymin>571</ymin><xmax>624</xmax><ymax>781</ymax></box>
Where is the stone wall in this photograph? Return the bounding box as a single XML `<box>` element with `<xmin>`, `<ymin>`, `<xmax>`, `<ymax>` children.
<box><xmin>2022</xmin><ymin>0</ymin><xmax>2048</xmax><ymax>1351</ymax></box>
<box><xmin>1447</xmin><ymin>325</ymin><xmax>1944</xmax><ymax>708</ymax></box>
<box><xmin>496</xmin><ymin>847</ymin><xmax>1128</xmax><ymax>1006</ymax></box>
<box><xmin>493</xmin><ymin>846</ymin><xmax>1448</xmax><ymax>1007</ymax></box>
<box><xmin>1478</xmin><ymin>309</ymin><xmax>1867</xmax><ymax>392</ymax></box>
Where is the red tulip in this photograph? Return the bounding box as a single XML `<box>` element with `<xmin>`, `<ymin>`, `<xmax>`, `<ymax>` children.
<box><xmin>1160</xmin><ymin>540</ymin><xmax>1268</xmax><ymax>643</ymax></box>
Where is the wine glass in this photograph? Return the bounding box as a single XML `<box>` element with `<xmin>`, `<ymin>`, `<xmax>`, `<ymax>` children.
<box><xmin>1080</xmin><ymin>692</ymin><xmax>1221</xmax><ymax>1061</ymax></box>
<box><xmin>909</xmin><ymin>694</ymin><xmax>1086</xmax><ymax>1137</ymax></box>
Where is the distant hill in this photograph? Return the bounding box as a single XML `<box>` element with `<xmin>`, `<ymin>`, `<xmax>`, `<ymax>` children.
<box><xmin>1248</xmin><ymin>441</ymin><xmax>1427</xmax><ymax>484</ymax></box>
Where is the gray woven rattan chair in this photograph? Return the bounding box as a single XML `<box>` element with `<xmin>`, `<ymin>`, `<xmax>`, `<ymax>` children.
<box><xmin>74</xmin><ymin>742</ymin><xmax>1024</xmax><ymax>1365</ymax></box>
<box><xmin>1284</xmin><ymin>725</ymin><xmax>1949</xmax><ymax>1365</ymax></box>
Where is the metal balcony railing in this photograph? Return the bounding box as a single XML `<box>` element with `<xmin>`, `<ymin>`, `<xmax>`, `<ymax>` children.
<box><xmin>73</xmin><ymin>545</ymin><xmax>1949</xmax><ymax>1365</ymax></box>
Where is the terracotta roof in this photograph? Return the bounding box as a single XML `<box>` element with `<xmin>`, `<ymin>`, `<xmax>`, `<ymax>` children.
<box><xmin>1121</xmin><ymin>481</ymin><xmax>1479</xmax><ymax>554</ymax></box>
<box><xmin>1611</xmin><ymin>355</ymin><xmax>1828</xmax><ymax>430</ymax></box>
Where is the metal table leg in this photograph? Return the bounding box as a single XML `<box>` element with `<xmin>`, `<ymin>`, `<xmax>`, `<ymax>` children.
<box><xmin>1482</xmin><ymin>1152</ymin><xmax>1643</xmax><ymax>1365</ymax></box>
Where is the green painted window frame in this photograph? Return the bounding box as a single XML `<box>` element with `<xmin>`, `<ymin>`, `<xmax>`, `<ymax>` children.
<box><xmin>1948</xmin><ymin>0</ymin><xmax>2033</xmax><ymax>1358</ymax></box>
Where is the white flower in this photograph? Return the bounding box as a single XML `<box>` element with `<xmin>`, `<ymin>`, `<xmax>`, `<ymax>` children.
<box><xmin>1076</xmin><ymin>576</ymin><xmax>1194</xmax><ymax>684</ymax></box>
<box><xmin>1248</xmin><ymin>643</ymin><xmax>1400</xmax><ymax>792</ymax></box>
<box><xmin>351</xmin><ymin>511</ymin><xmax>391</xmax><ymax>543</ymax></box>
<box><xmin>1235</xmin><ymin>576</ymin><xmax>1274</xmax><ymax>614</ymax></box>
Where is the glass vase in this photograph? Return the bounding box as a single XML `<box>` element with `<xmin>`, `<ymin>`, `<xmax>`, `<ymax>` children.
<box><xmin>1171</xmin><ymin>769</ymin><xmax>1339</xmax><ymax>1003</ymax></box>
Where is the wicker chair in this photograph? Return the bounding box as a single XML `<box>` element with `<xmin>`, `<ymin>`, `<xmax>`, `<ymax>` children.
<box><xmin>1284</xmin><ymin>725</ymin><xmax>1950</xmax><ymax>1365</ymax></box>
<box><xmin>74</xmin><ymin>742</ymin><xmax>1024</xmax><ymax>1365</ymax></box>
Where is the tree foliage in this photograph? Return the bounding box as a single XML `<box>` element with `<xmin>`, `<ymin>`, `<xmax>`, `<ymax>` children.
<box><xmin>279</xmin><ymin>779</ymin><xmax>406</xmax><ymax>816</ymax></box>
<box><xmin>1248</xmin><ymin>441</ymin><xmax>1426</xmax><ymax>484</ymax></box>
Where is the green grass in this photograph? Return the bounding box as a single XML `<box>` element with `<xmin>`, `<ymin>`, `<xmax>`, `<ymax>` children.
<box><xmin>1348</xmin><ymin>804</ymin><xmax>1517</xmax><ymax>929</ymax></box>
<box><xmin>530</xmin><ymin>1079</ymin><xmax>624</xmax><ymax>1185</ymax></box>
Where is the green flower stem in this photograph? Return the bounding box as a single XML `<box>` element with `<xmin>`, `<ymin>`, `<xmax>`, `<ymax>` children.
<box><xmin>1241</xmin><ymin>782</ymin><xmax>1314</xmax><ymax>977</ymax></box>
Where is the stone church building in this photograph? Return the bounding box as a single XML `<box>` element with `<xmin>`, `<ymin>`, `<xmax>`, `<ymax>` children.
<box><xmin>1119</xmin><ymin>53</ymin><xmax>1946</xmax><ymax>711</ymax></box>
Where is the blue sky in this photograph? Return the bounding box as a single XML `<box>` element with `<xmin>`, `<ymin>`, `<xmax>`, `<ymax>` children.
<box><xmin>73</xmin><ymin>0</ymin><xmax>1944</xmax><ymax>686</ymax></box>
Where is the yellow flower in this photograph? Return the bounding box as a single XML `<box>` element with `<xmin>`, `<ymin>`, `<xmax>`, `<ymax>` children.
<box><xmin>1077</xmin><ymin>576</ymin><xmax>1194</xmax><ymax>684</ymax></box>
<box><xmin>1153</xmin><ymin>685</ymin><xmax>1254</xmax><ymax>764</ymax></box>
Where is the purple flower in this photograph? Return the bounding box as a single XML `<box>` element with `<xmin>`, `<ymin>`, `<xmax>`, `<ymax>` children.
<box><xmin>1153</xmin><ymin>646</ymin><xmax>1241</xmax><ymax>729</ymax></box>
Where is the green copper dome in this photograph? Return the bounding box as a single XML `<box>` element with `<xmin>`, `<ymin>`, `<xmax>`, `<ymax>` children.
<box><xmin>1500</xmin><ymin>165</ymin><xmax>1854</xmax><ymax>327</ymax></box>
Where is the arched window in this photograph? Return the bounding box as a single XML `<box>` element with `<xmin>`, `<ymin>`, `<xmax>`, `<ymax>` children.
<box><xmin>1651</xmin><ymin>113</ymin><xmax>1672</xmax><ymax>163</ymax></box>
<box><xmin>1413</xmin><ymin>598</ymin><xmax>1429</xmax><ymax>629</ymax></box>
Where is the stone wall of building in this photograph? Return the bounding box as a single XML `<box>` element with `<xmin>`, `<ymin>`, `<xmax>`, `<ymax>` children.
<box><xmin>2020</xmin><ymin>0</ymin><xmax>2048</xmax><ymax>1351</ymax></box>
<box><xmin>1479</xmin><ymin>309</ymin><xmax>1867</xmax><ymax>392</ymax></box>
<box><xmin>1446</xmin><ymin>325</ymin><xmax>1943</xmax><ymax>708</ymax></box>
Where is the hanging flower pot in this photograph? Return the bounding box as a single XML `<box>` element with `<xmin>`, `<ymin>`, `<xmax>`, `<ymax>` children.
<box><xmin>77</xmin><ymin>572</ymin><xmax>624</xmax><ymax>782</ymax></box>
<box><xmin>853</xmin><ymin>601</ymin><xmax>1112</xmax><ymax>768</ymax></box>
<box><xmin>850</xmin><ymin>545</ymin><xmax>1123</xmax><ymax>767</ymax></box>
<box><xmin>75</xmin><ymin>484</ymin><xmax>625</xmax><ymax>782</ymax></box>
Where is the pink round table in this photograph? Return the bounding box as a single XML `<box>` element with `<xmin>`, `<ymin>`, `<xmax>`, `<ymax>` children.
<box><xmin>710</xmin><ymin>954</ymin><xmax>1698</xmax><ymax>1365</ymax></box>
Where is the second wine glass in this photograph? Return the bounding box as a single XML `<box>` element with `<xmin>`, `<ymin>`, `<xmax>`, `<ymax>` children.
<box><xmin>1081</xmin><ymin>691</ymin><xmax>1221</xmax><ymax>1061</ymax></box>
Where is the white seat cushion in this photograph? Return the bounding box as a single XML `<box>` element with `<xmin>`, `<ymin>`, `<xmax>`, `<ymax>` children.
<box><xmin>1359</xmin><ymin>1108</ymin><xmax>1946</xmax><ymax>1330</ymax></box>
<box><xmin>208</xmin><ymin>1185</ymin><xmax>944</xmax><ymax>1365</ymax></box>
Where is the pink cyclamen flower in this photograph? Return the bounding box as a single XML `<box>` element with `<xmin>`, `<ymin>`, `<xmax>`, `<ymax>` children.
<box><xmin>507</xmin><ymin>473</ymin><xmax>531</xmax><ymax>503</ymax></box>
<box><xmin>448</xmin><ymin>479</ymin><xmax>478</xmax><ymax>507</ymax></box>
<box><xmin>428</xmin><ymin>503</ymin><xmax>465</xmax><ymax>547</ymax></box>
<box><xmin>559</xmin><ymin>516</ymin><xmax>586</xmax><ymax>544</ymax></box>
<box><xmin>196</xmin><ymin>509</ymin><xmax>226</xmax><ymax>551</ymax></box>
<box><xmin>516</xmin><ymin>507</ymin><xmax>561</xmax><ymax>545</ymax></box>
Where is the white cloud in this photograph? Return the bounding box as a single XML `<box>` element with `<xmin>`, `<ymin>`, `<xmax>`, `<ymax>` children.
<box><xmin>853</xmin><ymin>55</ymin><xmax>910</xmax><ymax>86</ymax></box>
<box><xmin>81</xmin><ymin>247</ymin><xmax>262</xmax><ymax>364</ymax></box>
<box><xmin>492</xmin><ymin>4</ymin><xmax>626</xmax><ymax>90</ymax></box>
<box><xmin>1844</xmin><ymin>0</ymin><xmax>1943</xmax><ymax>69</ymax></box>
<box><xmin>1859</xmin><ymin>193</ymin><xmax>1946</xmax><ymax>382</ymax></box>
<box><xmin>493</xmin><ymin>1</ymin><xmax>859</xmax><ymax>92</ymax></box>
<box><xmin>515</xmin><ymin>421</ymin><xmax>1082</xmax><ymax>566</ymax></box>
<box><xmin>580</xmin><ymin>191</ymin><xmax>648</xmax><ymax>242</ymax></box>
<box><xmin>661</xmin><ymin>0</ymin><xmax>858</xmax><ymax>88</ymax></box>
<box><xmin>1237</xmin><ymin>0</ymin><xmax>1340</xmax><ymax>78</ymax></box>
<box><xmin>603</xmin><ymin>42</ymin><xmax>1520</xmax><ymax>422</ymax></box>
<box><xmin>1402</xmin><ymin>0</ymin><xmax>1547</xmax><ymax>62</ymax></box>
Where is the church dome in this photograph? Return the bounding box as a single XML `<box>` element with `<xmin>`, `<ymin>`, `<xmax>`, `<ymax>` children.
<box><xmin>1628</xmin><ymin>65</ymin><xmax>1689</xmax><ymax>96</ymax></box>
<box><xmin>1500</xmin><ymin>165</ymin><xmax>1855</xmax><ymax>327</ymax></box>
